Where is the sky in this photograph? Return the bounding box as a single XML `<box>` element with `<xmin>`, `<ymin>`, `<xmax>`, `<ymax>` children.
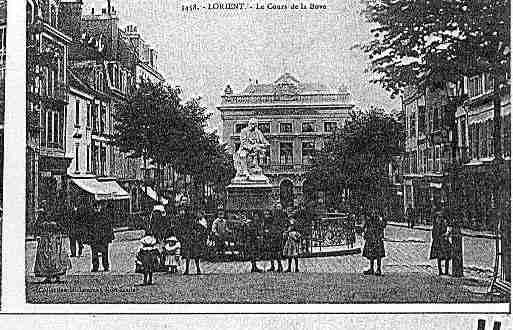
<box><xmin>83</xmin><ymin>0</ymin><xmax>401</xmax><ymax>132</ymax></box>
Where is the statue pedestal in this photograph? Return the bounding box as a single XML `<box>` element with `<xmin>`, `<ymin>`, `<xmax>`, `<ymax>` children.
<box><xmin>226</xmin><ymin>175</ymin><xmax>274</xmax><ymax>212</ymax></box>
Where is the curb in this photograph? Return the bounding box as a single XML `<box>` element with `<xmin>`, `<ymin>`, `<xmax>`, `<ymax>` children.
<box><xmin>387</xmin><ymin>222</ymin><xmax>498</xmax><ymax>240</ymax></box>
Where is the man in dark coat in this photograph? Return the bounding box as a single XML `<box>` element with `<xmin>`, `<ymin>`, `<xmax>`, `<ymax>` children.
<box><xmin>263</xmin><ymin>209</ymin><xmax>284</xmax><ymax>272</ymax></box>
<box><xmin>69</xmin><ymin>204</ymin><xmax>86</xmax><ymax>257</ymax></box>
<box><xmin>176</xmin><ymin>197</ymin><xmax>206</xmax><ymax>275</ymax></box>
<box><xmin>245</xmin><ymin>211</ymin><xmax>264</xmax><ymax>273</ymax></box>
<box><xmin>85</xmin><ymin>201</ymin><xmax>115</xmax><ymax>272</ymax></box>
<box><xmin>295</xmin><ymin>202</ymin><xmax>315</xmax><ymax>253</ymax></box>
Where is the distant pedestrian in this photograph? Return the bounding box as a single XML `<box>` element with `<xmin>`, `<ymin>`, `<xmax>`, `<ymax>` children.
<box><xmin>68</xmin><ymin>204</ymin><xmax>86</xmax><ymax>257</ymax></box>
<box><xmin>85</xmin><ymin>202</ymin><xmax>115</xmax><ymax>272</ymax></box>
<box><xmin>245</xmin><ymin>211</ymin><xmax>264</xmax><ymax>273</ymax></box>
<box><xmin>34</xmin><ymin>203</ymin><xmax>71</xmax><ymax>283</ymax></box>
<box><xmin>211</xmin><ymin>209</ymin><xmax>231</xmax><ymax>257</ymax></box>
<box><xmin>263</xmin><ymin>209</ymin><xmax>283</xmax><ymax>272</ymax></box>
<box><xmin>149</xmin><ymin>205</ymin><xmax>167</xmax><ymax>242</ymax></box>
<box><xmin>176</xmin><ymin>197</ymin><xmax>206</xmax><ymax>275</ymax></box>
<box><xmin>405</xmin><ymin>207</ymin><xmax>414</xmax><ymax>228</ymax></box>
<box><xmin>429</xmin><ymin>210</ymin><xmax>451</xmax><ymax>275</ymax></box>
<box><xmin>362</xmin><ymin>210</ymin><xmax>386</xmax><ymax>276</ymax></box>
<box><xmin>136</xmin><ymin>235</ymin><xmax>160</xmax><ymax>285</ymax></box>
<box><xmin>162</xmin><ymin>236</ymin><xmax>181</xmax><ymax>273</ymax></box>
<box><xmin>282</xmin><ymin>223</ymin><xmax>302</xmax><ymax>272</ymax></box>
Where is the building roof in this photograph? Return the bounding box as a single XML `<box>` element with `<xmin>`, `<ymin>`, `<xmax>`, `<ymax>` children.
<box><xmin>241</xmin><ymin>73</ymin><xmax>345</xmax><ymax>96</ymax></box>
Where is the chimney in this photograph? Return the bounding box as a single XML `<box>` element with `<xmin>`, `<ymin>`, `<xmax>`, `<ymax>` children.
<box><xmin>107</xmin><ymin>0</ymin><xmax>111</xmax><ymax>14</ymax></box>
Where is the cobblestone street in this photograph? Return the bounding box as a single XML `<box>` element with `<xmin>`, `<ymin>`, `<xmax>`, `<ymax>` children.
<box><xmin>25</xmin><ymin>224</ymin><xmax>504</xmax><ymax>304</ymax></box>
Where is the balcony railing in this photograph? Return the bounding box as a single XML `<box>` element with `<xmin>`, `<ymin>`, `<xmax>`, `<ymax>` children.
<box><xmin>221</xmin><ymin>93</ymin><xmax>351</xmax><ymax>105</ymax></box>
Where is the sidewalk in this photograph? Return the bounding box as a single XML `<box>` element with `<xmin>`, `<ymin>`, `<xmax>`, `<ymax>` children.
<box><xmin>387</xmin><ymin>221</ymin><xmax>498</xmax><ymax>240</ymax></box>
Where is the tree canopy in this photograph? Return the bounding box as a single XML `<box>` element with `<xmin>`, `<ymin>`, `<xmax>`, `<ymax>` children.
<box><xmin>359</xmin><ymin>0</ymin><xmax>510</xmax><ymax>96</ymax></box>
<box><xmin>113</xmin><ymin>79</ymin><xmax>234</xmax><ymax>205</ymax></box>
<box><xmin>306</xmin><ymin>107</ymin><xmax>404</xmax><ymax>211</ymax></box>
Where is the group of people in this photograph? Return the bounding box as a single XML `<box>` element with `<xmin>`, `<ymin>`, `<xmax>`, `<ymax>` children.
<box><xmin>33</xmin><ymin>200</ymin><xmax>115</xmax><ymax>283</ymax></box>
<box><xmin>133</xmin><ymin>199</ymin><xmax>312</xmax><ymax>285</ymax></box>
<box><xmin>33</xmin><ymin>193</ymin><xmax>460</xmax><ymax>285</ymax></box>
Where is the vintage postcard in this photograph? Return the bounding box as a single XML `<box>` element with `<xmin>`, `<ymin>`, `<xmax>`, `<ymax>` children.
<box><xmin>0</xmin><ymin>0</ymin><xmax>507</xmax><ymax>311</ymax></box>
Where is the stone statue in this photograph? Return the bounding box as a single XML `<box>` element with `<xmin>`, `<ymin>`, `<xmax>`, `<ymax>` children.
<box><xmin>233</xmin><ymin>118</ymin><xmax>270</xmax><ymax>181</ymax></box>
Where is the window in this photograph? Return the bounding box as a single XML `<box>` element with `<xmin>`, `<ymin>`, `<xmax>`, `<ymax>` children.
<box><xmin>234</xmin><ymin>123</ymin><xmax>247</xmax><ymax>134</ymax></box>
<box><xmin>503</xmin><ymin>115</ymin><xmax>511</xmax><ymax>157</ymax></box>
<box><xmin>468</xmin><ymin>75</ymin><xmax>483</xmax><ymax>98</ymax></box>
<box><xmin>418</xmin><ymin>106</ymin><xmax>426</xmax><ymax>134</ymax></box>
<box><xmin>41</xmin><ymin>110</ymin><xmax>47</xmax><ymax>148</ymax></box>
<box><xmin>280</xmin><ymin>123</ymin><xmax>293</xmax><ymax>133</ymax></box>
<box><xmin>234</xmin><ymin>143</ymin><xmax>240</xmax><ymax>153</ymax></box>
<box><xmin>92</xmin><ymin>144</ymin><xmax>98</xmax><ymax>175</ymax></box>
<box><xmin>487</xmin><ymin>119</ymin><xmax>493</xmax><ymax>158</ymax></box>
<box><xmin>75</xmin><ymin>144</ymin><xmax>80</xmax><ymax>173</ymax></box>
<box><xmin>302</xmin><ymin>122</ymin><xmax>315</xmax><ymax>133</ymax></box>
<box><xmin>86</xmin><ymin>145</ymin><xmax>90</xmax><ymax>173</ymax></box>
<box><xmin>47</xmin><ymin>111</ymin><xmax>53</xmax><ymax>146</ymax></box>
<box><xmin>75</xmin><ymin>100</ymin><xmax>80</xmax><ymax>126</ymax></box>
<box><xmin>92</xmin><ymin>104</ymin><xmax>98</xmax><ymax>134</ymax></box>
<box><xmin>324</xmin><ymin>122</ymin><xmax>337</xmax><ymax>133</ymax></box>
<box><xmin>86</xmin><ymin>103</ymin><xmax>91</xmax><ymax>128</ymax></box>
<box><xmin>100</xmin><ymin>146</ymin><xmax>107</xmax><ymax>176</ymax></box>
<box><xmin>279</xmin><ymin>142</ymin><xmax>293</xmax><ymax>164</ymax></box>
<box><xmin>427</xmin><ymin>148</ymin><xmax>433</xmax><ymax>172</ymax></box>
<box><xmin>484</xmin><ymin>73</ymin><xmax>494</xmax><ymax>92</ymax></box>
<box><xmin>100</xmin><ymin>104</ymin><xmax>106</xmax><ymax>135</ymax></box>
<box><xmin>409</xmin><ymin>113</ymin><xmax>416</xmax><ymax>137</ymax></box>
<box><xmin>50</xmin><ymin>5</ymin><xmax>56</xmax><ymax>27</ymax></box>
<box><xmin>302</xmin><ymin>142</ymin><xmax>315</xmax><ymax>164</ymax></box>
<box><xmin>258</xmin><ymin>122</ymin><xmax>270</xmax><ymax>133</ymax></box>
<box><xmin>434</xmin><ymin>146</ymin><xmax>441</xmax><ymax>172</ymax></box>
<box><xmin>432</xmin><ymin>107</ymin><xmax>440</xmax><ymax>131</ymax></box>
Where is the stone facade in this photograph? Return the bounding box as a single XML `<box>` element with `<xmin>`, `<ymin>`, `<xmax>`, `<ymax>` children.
<box><xmin>218</xmin><ymin>73</ymin><xmax>354</xmax><ymax>207</ymax></box>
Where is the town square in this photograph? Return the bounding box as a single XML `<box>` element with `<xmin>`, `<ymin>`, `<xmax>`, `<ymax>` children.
<box><xmin>4</xmin><ymin>0</ymin><xmax>509</xmax><ymax>305</ymax></box>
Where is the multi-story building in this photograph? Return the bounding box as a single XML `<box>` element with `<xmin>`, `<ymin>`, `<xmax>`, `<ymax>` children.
<box><xmin>453</xmin><ymin>73</ymin><xmax>510</xmax><ymax>230</ymax></box>
<box><xmin>402</xmin><ymin>73</ymin><xmax>510</xmax><ymax>230</ymax></box>
<box><xmin>402</xmin><ymin>81</ymin><xmax>459</xmax><ymax>224</ymax></box>
<box><xmin>26</xmin><ymin>0</ymin><xmax>72</xmax><ymax>229</ymax></box>
<box><xmin>58</xmin><ymin>0</ymin><xmax>167</xmax><ymax>218</ymax></box>
<box><xmin>219</xmin><ymin>73</ymin><xmax>354</xmax><ymax>207</ymax></box>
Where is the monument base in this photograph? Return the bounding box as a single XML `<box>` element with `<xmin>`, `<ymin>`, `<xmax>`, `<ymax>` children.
<box><xmin>226</xmin><ymin>179</ymin><xmax>274</xmax><ymax>212</ymax></box>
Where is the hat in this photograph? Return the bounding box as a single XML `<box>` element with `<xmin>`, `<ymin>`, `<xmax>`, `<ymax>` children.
<box><xmin>140</xmin><ymin>235</ymin><xmax>157</xmax><ymax>246</ymax></box>
<box><xmin>153</xmin><ymin>205</ymin><xmax>166</xmax><ymax>214</ymax></box>
<box><xmin>165</xmin><ymin>236</ymin><xmax>178</xmax><ymax>242</ymax></box>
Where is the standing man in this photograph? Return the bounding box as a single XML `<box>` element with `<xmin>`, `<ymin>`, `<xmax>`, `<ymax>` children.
<box><xmin>69</xmin><ymin>204</ymin><xmax>85</xmax><ymax>257</ymax></box>
<box><xmin>86</xmin><ymin>201</ymin><xmax>115</xmax><ymax>272</ymax></box>
<box><xmin>177</xmin><ymin>196</ymin><xmax>205</xmax><ymax>275</ymax></box>
<box><xmin>244</xmin><ymin>211</ymin><xmax>264</xmax><ymax>273</ymax></box>
<box><xmin>211</xmin><ymin>208</ymin><xmax>230</xmax><ymax>258</ymax></box>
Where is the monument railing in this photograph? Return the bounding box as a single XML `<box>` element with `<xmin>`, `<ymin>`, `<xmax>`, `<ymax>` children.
<box><xmin>309</xmin><ymin>215</ymin><xmax>357</xmax><ymax>251</ymax></box>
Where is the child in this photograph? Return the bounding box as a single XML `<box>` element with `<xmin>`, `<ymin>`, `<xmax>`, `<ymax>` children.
<box><xmin>162</xmin><ymin>236</ymin><xmax>181</xmax><ymax>273</ymax></box>
<box><xmin>283</xmin><ymin>224</ymin><xmax>302</xmax><ymax>272</ymax></box>
<box><xmin>136</xmin><ymin>235</ymin><xmax>160</xmax><ymax>285</ymax></box>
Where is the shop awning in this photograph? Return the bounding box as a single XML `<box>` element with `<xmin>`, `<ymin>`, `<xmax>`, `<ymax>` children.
<box><xmin>143</xmin><ymin>186</ymin><xmax>169</xmax><ymax>205</ymax></box>
<box><xmin>71</xmin><ymin>178</ymin><xmax>130</xmax><ymax>201</ymax></box>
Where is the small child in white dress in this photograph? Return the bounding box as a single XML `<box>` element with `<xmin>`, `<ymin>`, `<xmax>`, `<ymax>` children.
<box><xmin>162</xmin><ymin>236</ymin><xmax>181</xmax><ymax>273</ymax></box>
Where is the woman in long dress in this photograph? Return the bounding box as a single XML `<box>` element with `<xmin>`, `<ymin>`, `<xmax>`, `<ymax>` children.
<box><xmin>429</xmin><ymin>210</ymin><xmax>451</xmax><ymax>275</ymax></box>
<box><xmin>34</xmin><ymin>212</ymin><xmax>72</xmax><ymax>283</ymax></box>
<box><xmin>362</xmin><ymin>210</ymin><xmax>386</xmax><ymax>276</ymax></box>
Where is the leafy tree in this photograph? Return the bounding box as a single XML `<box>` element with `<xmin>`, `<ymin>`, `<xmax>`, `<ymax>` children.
<box><xmin>113</xmin><ymin>80</ymin><xmax>234</xmax><ymax>210</ymax></box>
<box><xmin>306</xmin><ymin>107</ymin><xmax>404</xmax><ymax>214</ymax></box>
